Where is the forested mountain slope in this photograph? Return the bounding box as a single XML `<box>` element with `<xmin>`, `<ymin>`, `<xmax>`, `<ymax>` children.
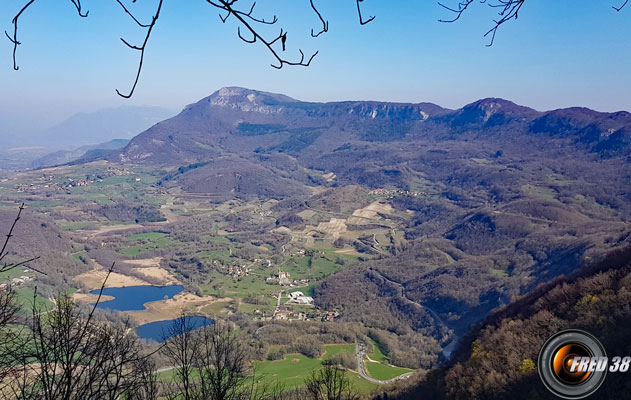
<box><xmin>382</xmin><ymin>246</ymin><xmax>631</xmax><ymax>400</ymax></box>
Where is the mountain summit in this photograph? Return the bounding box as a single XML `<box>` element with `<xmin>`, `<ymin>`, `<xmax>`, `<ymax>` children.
<box><xmin>205</xmin><ymin>86</ymin><xmax>299</xmax><ymax>108</ymax></box>
<box><xmin>111</xmin><ymin>87</ymin><xmax>450</xmax><ymax>165</ymax></box>
<box><xmin>111</xmin><ymin>87</ymin><xmax>631</xmax><ymax>167</ymax></box>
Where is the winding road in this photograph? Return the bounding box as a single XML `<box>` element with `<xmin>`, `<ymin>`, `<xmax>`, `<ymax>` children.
<box><xmin>368</xmin><ymin>268</ymin><xmax>450</xmax><ymax>329</ymax></box>
<box><xmin>355</xmin><ymin>342</ymin><xmax>415</xmax><ymax>385</ymax></box>
<box><xmin>368</xmin><ymin>268</ymin><xmax>460</xmax><ymax>359</ymax></box>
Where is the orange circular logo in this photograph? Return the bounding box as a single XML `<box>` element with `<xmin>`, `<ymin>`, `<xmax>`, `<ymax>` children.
<box><xmin>552</xmin><ymin>343</ymin><xmax>592</xmax><ymax>385</ymax></box>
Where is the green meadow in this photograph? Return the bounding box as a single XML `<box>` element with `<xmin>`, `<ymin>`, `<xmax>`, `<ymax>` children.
<box><xmin>363</xmin><ymin>360</ymin><xmax>412</xmax><ymax>381</ymax></box>
<box><xmin>120</xmin><ymin>232</ymin><xmax>176</xmax><ymax>257</ymax></box>
<box><xmin>253</xmin><ymin>344</ymin><xmax>377</xmax><ymax>393</ymax></box>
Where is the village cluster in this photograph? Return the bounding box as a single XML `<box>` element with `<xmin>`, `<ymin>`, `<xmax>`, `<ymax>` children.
<box><xmin>287</xmin><ymin>290</ymin><xmax>314</xmax><ymax>305</ymax></box>
<box><xmin>271</xmin><ymin>294</ymin><xmax>339</xmax><ymax>323</ymax></box>
<box><xmin>265</xmin><ymin>269</ymin><xmax>310</xmax><ymax>287</ymax></box>
<box><xmin>15</xmin><ymin>167</ymin><xmax>136</xmax><ymax>194</ymax></box>
<box><xmin>0</xmin><ymin>269</ymin><xmax>35</xmax><ymax>290</ymax></box>
<box><xmin>370</xmin><ymin>188</ymin><xmax>424</xmax><ymax>197</ymax></box>
<box><xmin>256</xmin><ymin>294</ymin><xmax>338</xmax><ymax>323</ymax></box>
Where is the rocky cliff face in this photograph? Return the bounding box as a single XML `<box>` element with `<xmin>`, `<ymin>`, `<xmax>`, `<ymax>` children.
<box><xmin>111</xmin><ymin>87</ymin><xmax>631</xmax><ymax>167</ymax></box>
<box><xmin>110</xmin><ymin>87</ymin><xmax>450</xmax><ymax>165</ymax></box>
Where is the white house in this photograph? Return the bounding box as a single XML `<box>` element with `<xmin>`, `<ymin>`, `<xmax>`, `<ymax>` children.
<box><xmin>295</xmin><ymin>296</ymin><xmax>314</xmax><ymax>305</ymax></box>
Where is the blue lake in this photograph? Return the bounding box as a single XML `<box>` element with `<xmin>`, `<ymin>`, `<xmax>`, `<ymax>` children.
<box><xmin>90</xmin><ymin>285</ymin><xmax>184</xmax><ymax>311</ymax></box>
<box><xmin>137</xmin><ymin>316</ymin><xmax>215</xmax><ymax>342</ymax></box>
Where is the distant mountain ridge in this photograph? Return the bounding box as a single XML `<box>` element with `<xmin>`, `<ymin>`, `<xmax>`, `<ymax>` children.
<box><xmin>109</xmin><ymin>87</ymin><xmax>451</xmax><ymax>165</ymax></box>
<box><xmin>0</xmin><ymin>106</ymin><xmax>175</xmax><ymax>171</ymax></box>
<box><xmin>111</xmin><ymin>87</ymin><xmax>631</xmax><ymax>167</ymax></box>
<box><xmin>30</xmin><ymin>139</ymin><xmax>130</xmax><ymax>169</ymax></box>
<box><xmin>100</xmin><ymin>87</ymin><xmax>631</xmax><ymax>201</ymax></box>
<box><xmin>33</xmin><ymin>105</ymin><xmax>176</xmax><ymax>150</ymax></box>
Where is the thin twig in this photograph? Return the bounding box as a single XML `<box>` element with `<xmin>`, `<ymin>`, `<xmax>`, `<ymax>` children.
<box><xmin>0</xmin><ymin>203</ymin><xmax>25</xmax><ymax>263</ymax></box>
<box><xmin>85</xmin><ymin>262</ymin><xmax>115</xmax><ymax>324</ymax></box>
<box><xmin>208</xmin><ymin>0</ymin><xmax>318</xmax><ymax>69</ymax></box>
<box><xmin>116</xmin><ymin>0</ymin><xmax>151</xmax><ymax>27</ymax></box>
<box><xmin>69</xmin><ymin>0</ymin><xmax>89</xmax><ymax>18</ymax></box>
<box><xmin>116</xmin><ymin>0</ymin><xmax>164</xmax><ymax>98</ymax></box>
<box><xmin>438</xmin><ymin>0</ymin><xmax>525</xmax><ymax>46</ymax></box>
<box><xmin>5</xmin><ymin>0</ymin><xmax>36</xmax><ymax>71</ymax></box>
<box><xmin>613</xmin><ymin>0</ymin><xmax>629</xmax><ymax>11</ymax></box>
<box><xmin>483</xmin><ymin>0</ymin><xmax>524</xmax><ymax>46</ymax></box>
<box><xmin>438</xmin><ymin>0</ymin><xmax>474</xmax><ymax>23</ymax></box>
<box><xmin>310</xmin><ymin>0</ymin><xmax>328</xmax><ymax>37</ymax></box>
<box><xmin>356</xmin><ymin>0</ymin><xmax>376</xmax><ymax>25</ymax></box>
<box><xmin>0</xmin><ymin>203</ymin><xmax>42</xmax><ymax>275</ymax></box>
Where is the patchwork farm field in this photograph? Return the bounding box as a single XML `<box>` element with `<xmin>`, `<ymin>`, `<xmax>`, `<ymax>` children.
<box><xmin>1</xmin><ymin>155</ymin><xmax>533</xmax><ymax>395</ymax></box>
<box><xmin>120</xmin><ymin>232</ymin><xmax>177</xmax><ymax>257</ymax></box>
<box><xmin>254</xmin><ymin>344</ymin><xmax>377</xmax><ymax>393</ymax></box>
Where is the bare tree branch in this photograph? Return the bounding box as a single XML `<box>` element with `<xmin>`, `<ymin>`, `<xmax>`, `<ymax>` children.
<box><xmin>116</xmin><ymin>0</ymin><xmax>164</xmax><ymax>98</ymax></box>
<box><xmin>436</xmin><ymin>0</ymin><xmax>628</xmax><ymax>46</ymax></box>
<box><xmin>438</xmin><ymin>0</ymin><xmax>474</xmax><ymax>23</ymax></box>
<box><xmin>85</xmin><ymin>262</ymin><xmax>115</xmax><ymax>326</ymax></box>
<box><xmin>162</xmin><ymin>317</ymin><xmax>260</xmax><ymax>400</ymax></box>
<box><xmin>305</xmin><ymin>365</ymin><xmax>360</xmax><ymax>400</ymax></box>
<box><xmin>11</xmin><ymin>0</ymin><xmax>623</xmax><ymax>98</ymax></box>
<box><xmin>0</xmin><ymin>203</ymin><xmax>24</xmax><ymax>264</ymax></box>
<box><xmin>356</xmin><ymin>0</ymin><xmax>375</xmax><ymax>25</ymax></box>
<box><xmin>69</xmin><ymin>0</ymin><xmax>89</xmax><ymax>18</ymax></box>
<box><xmin>310</xmin><ymin>0</ymin><xmax>328</xmax><ymax>38</ymax></box>
<box><xmin>6</xmin><ymin>0</ymin><xmax>378</xmax><ymax>97</ymax></box>
<box><xmin>4</xmin><ymin>0</ymin><xmax>36</xmax><ymax>71</ymax></box>
<box><xmin>5</xmin><ymin>277</ymin><xmax>157</xmax><ymax>399</ymax></box>
<box><xmin>116</xmin><ymin>0</ymin><xmax>151</xmax><ymax>27</ymax></box>
<box><xmin>208</xmin><ymin>0</ymin><xmax>317</xmax><ymax>70</ymax></box>
<box><xmin>438</xmin><ymin>0</ymin><xmax>525</xmax><ymax>46</ymax></box>
<box><xmin>614</xmin><ymin>0</ymin><xmax>629</xmax><ymax>12</ymax></box>
<box><xmin>483</xmin><ymin>0</ymin><xmax>525</xmax><ymax>46</ymax></box>
<box><xmin>5</xmin><ymin>0</ymin><xmax>91</xmax><ymax>71</ymax></box>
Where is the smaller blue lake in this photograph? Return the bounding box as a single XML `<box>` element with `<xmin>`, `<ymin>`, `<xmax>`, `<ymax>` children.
<box><xmin>90</xmin><ymin>285</ymin><xmax>184</xmax><ymax>311</ymax></box>
<box><xmin>137</xmin><ymin>316</ymin><xmax>215</xmax><ymax>342</ymax></box>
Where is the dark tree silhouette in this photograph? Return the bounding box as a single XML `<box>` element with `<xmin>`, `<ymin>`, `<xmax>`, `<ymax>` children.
<box><xmin>0</xmin><ymin>203</ymin><xmax>40</xmax><ymax>275</ymax></box>
<box><xmin>162</xmin><ymin>316</ymin><xmax>254</xmax><ymax>400</ymax></box>
<box><xmin>0</xmin><ymin>205</ymin><xmax>38</xmax><ymax>388</ymax></box>
<box><xmin>304</xmin><ymin>365</ymin><xmax>360</xmax><ymax>400</ymax></box>
<box><xmin>161</xmin><ymin>315</ymin><xmax>200</xmax><ymax>400</ymax></box>
<box><xmin>0</xmin><ymin>262</ymin><xmax>159</xmax><ymax>400</ymax></box>
<box><xmin>0</xmin><ymin>285</ymin><xmax>19</xmax><ymax>387</ymax></box>
<box><xmin>1</xmin><ymin>296</ymin><xmax>158</xmax><ymax>399</ymax></box>
<box><xmin>4</xmin><ymin>1</ymin><xmax>629</xmax><ymax>98</ymax></box>
<box><xmin>161</xmin><ymin>314</ymin><xmax>292</xmax><ymax>400</ymax></box>
<box><xmin>0</xmin><ymin>204</ymin><xmax>43</xmax><ymax>387</ymax></box>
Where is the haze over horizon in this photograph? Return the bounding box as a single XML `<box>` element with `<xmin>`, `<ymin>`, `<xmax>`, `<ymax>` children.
<box><xmin>1</xmin><ymin>1</ymin><xmax>630</xmax><ymax>138</ymax></box>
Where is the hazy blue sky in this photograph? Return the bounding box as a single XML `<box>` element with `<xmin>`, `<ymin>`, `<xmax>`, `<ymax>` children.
<box><xmin>1</xmin><ymin>1</ymin><xmax>630</xmax><ymax>132</ymax></box>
